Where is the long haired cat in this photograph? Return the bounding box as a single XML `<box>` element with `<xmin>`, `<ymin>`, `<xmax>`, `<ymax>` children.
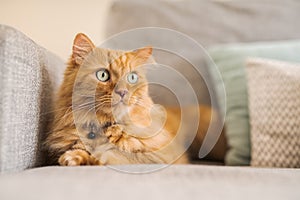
<box><xmin>45</xmin><ymin>33</ymin><xmax>225</xmax><ymax>166</ymax></box>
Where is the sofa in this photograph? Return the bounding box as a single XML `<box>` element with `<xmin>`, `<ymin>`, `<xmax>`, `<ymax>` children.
<box><xmin>1</xmin><ymin>0</ymin><xmax>300</xmax><ymax>199</ymax></box>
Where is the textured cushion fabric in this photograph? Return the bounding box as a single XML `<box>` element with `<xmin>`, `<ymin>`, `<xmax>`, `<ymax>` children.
<box><xmin>1</xmin><ymin>165</ymin><xmax>300</xmax><ymax>200</ymax></box>
<box><xmin>106</xmin><ymin>0</ymin><xmax>300</xmax><ymax>106</ymax></box>
<box><xmin>0</xmin><ymin>25</ymin><xmax>65</xmax><ymax>173</ymax></box>
<box><xmin>246</xmin><ymin>58</ymin><xmax>300</xmax><ymax>168</ymax></box>
<box><xmin>208</xmin><ymin>41</ymin><xmax>300</xmax><ymax>166</ymax></box>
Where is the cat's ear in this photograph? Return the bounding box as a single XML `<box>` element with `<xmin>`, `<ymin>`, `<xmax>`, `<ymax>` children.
<box><xmin>134</xmin><ymin>46</ymin><xmax>152</xmax><ymax>61</ymax></box>
<box><xmin>72</xmin><ymin>33</ymin><xmax>95</xmax><ymax>65</ymax></box>
<box><xmin>130</xmin><ymin>46</ymin><xmax>153</xmax><ymax>67</ymax></box>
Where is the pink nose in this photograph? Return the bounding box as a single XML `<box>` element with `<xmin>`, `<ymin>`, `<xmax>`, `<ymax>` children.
<box><xmin>115</xmin><ymin>89</ymin><xmax>128</xmax><ymax>98</ymax></box>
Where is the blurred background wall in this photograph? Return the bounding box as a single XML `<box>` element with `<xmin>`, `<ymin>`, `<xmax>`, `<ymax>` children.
<box><xmin>0</xmin><ymin>0</ymin><xmax>231</xmax><ymax>61</ymax></box>
<box><xmin>0</xmin><ymin>0</ymin><xmax>112</xmax><ymax>61</ymax></box>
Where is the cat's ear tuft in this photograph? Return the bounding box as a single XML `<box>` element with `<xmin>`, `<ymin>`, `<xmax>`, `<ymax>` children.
<box><xmin>131</xmin><ymin>46</ymin><xmax>153</xmax><ymax>67</ymax></box>
<box><xmin>72</xmin><ymin>33</ymin><xmax>95</xmax><ymax>65</ymax></box>
<box><xmin>134</xmin><ymin>46</ymin><xmax>153</xmax><ymax>61</ymax></box>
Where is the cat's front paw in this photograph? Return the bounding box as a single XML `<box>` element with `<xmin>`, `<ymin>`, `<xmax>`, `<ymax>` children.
<box><xmin>115</xmin><ymin>136</ymin><xmax>146</xmax><ymax>153</ymax></box>
<box><xmin>58</xmin><ymin>149</ymin><xmax>101</xmax><ymax>166</ymax></box>
<box><xmin>105</xmin><ymin>125</ymin><xmax>124</xmax><ymax>143</ymax></box>
<box><xmin>105</xmin><ymin>124</ymin><xmax>145</xmax><ymax>153</ymax></box>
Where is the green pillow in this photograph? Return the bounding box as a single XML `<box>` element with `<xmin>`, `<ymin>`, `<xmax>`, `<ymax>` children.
<box><xmin>208</xmin><ymin>40</ymin><xmax>300</xmax><ymax>165</ymax></box>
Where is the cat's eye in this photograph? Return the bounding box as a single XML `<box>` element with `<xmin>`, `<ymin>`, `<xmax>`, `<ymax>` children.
<box><xmin>127</xmin><ymin>72</ymin><xmax>138</xmax><ymax>84</ymax></box>
<box><xmin>96</xmin><ymin>69</ymin><xmax>110</xmax><ymax>82</ymax></box>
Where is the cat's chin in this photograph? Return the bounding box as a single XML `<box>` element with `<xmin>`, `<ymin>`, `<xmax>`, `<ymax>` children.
<box><xmin>111</xmin><ymin>103</ymin><xmax>133</xmax><ymax>123</ymax></box>
<box><xmin>112</xmin><ymin>99</ymin><xmax>130</xmax><ymax>107</ymax></box>
<box><xmin>96</xmin><ymin>102</ymin><xmax>130</xmax><ymax>116</ymax></box>
<box><xmin>112</xmin><ymin>102</ymin><xmax>130</xmax><ymax>111</ymax></box>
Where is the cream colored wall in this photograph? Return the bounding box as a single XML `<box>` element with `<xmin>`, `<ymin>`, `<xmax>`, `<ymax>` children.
<box><xmin>0</xmin><ymin>0</ymin><xmax>112</xmax><ymax>61</ymax></box>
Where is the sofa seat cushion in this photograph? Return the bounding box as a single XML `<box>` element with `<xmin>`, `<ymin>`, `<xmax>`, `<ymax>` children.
<box><xmin>0</xmin><ymin>165</ymin><xmax>300</xmax><ymax>200</ymax></box>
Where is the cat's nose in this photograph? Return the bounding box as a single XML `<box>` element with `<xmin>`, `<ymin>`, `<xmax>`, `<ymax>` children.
<box><xmin>115</xmin><ymin>89</ymin><xmax>128</xmax><ymax>98</ymax></box>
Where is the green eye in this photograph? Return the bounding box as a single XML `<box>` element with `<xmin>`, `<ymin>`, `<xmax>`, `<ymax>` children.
<box><xmin>127</xmin><ymin>72</ymin><xmax>138</xmax><ymax>84</ymax></box>
<box><xmin>96</xmin><ymin>69</ymin><xmax>110</xmax><ymax>82</ymax></box>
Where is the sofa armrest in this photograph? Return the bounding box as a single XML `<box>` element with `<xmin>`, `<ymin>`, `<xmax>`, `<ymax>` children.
<box><xmin>0</xmin><ymin>25</ymin><xmax>65</xmax><ymax>173</ymax></box>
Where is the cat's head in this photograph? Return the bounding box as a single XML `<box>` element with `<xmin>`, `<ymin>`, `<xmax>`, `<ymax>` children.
<box><xmin>70</xmin><ymin>33</ymin><xmax>153</xmax><ymax>123</ymax></box>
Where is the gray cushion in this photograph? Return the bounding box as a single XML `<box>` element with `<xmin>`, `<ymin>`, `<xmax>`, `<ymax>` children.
<box><xmin>0</xmin><ymin>165</ymin><xmax>300</xmax><ymax>200</ymax></box>
<box><xmin>0</xmin><ymin>25</ymin><xmax>64</xmax><ymax>173</ymax></box>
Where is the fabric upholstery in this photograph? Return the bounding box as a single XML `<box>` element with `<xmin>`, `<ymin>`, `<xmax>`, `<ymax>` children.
<box><xmin>106</xmin><ymin>0</ymin><xmax>300</xmax><ymax>164</ymax></box>
<box><xmin>0</xmin><ymin>25</ymin><xmax>65</xmax><ymax>173</ymax></box>
<box><xmin>2</xmin><ymin>0</ymin><xmax>300</xmax><ymax>172</ymax></box>
<box><xmin>246</xmin><ymin>58</ymin><xmax>300</xmax><ymax>167</ymax></box>
<box><xmin>106</xmin><ymin>0</ymin><xmax>300</xmax><ymax>106</ymax></box>
<box><xmin>208</xmin><ymin>40</ymin><xmax>300</xmax><ymax>166</ymax></box>
<box><xmin>1</xmin><ymin>165</ymin><xmax>300</xmax><ymax>200</ymax></box>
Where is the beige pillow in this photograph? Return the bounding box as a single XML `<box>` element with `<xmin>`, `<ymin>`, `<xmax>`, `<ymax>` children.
<box><xmin>246</xmin><ymin>58</ymin><xmax>300</xmax><ymax>168</ymax></box>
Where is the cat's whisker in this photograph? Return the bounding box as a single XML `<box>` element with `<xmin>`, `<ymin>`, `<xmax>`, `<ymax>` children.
<box><xmin>130</xmin><ymin>96</ymin><xmax>152</xmax><ymax>107</ymax></box>
<box><xmin>97</xmin><ymin>95</ymin><xmax>112</xmax><ymax>99</ymax></box>
<box><xmin>78</xmin><ymin>100</ymin><xmax>111</xmax><ymax>121</ymax></box>
<box><xmin>74</xmin><ymin>94</ymin><xmax>96</xmax><ymax>97</ymax></box>
<box><xmin>73</xmin><ymin>104</ymin><xmax>94</xmax><ymax>111</ymax></box>
<box><xmin>61</xmin><ymin>104</ymin><xmax>96</xmax><ymax>120</ymax></box>
<box><xmin>134</xmin><ymin>101</ymin><xmax>151</xmax><ymax>109</ymax></box>
<box><xmin>73</xmin><ymin>99</ymin><xmax>96</xmax><ymax>104</ymax></box>
<box><xmin>39</xmin><ymin>106</ymin><xmax>73</xmax><ymax>116</ymax></box>
<box><xmin>73</xmin><ymin>92</ymin><xmax>94</xmax><ymax>95</ymax></box>
<box><xmin>62</xmin><ymin>99</ymin><xmax>112</xmax><ymax>120</ymax></box>
<box><xmin>72</xmin><ymin>105</ymin><xmax>94</xmax><ymax>111</ymax></box>
<box><xmin>96</xmin><ymin>97</ymin><xmax>112</xmax><ymax>101</ymax></box>
<box><xmin>135</xmin><ymin>100</ymin><xmax>153</xmax><ymax>109</ymax></box>
<box><xmin>73</xmin><ymin>101</ymin><xmax>96</xmax><ymax>108</ymax></box>
<box><xmin>95</xmin><ymin>101</ymin><xmax>111</xmax><ymax>109</ymax></box>
<box><xmin>95</xmin><ymin>101</ymin><xmax>111</xmax><ymax>113</ymax></box>
<box><xmin>95</xmin><ymin>94</ymin><xmax>112</xmax><ymax>97</ymax></box>
<box><xmin>73</xmin><ymin>100</ymin><xmax>111</xmax><ymax>121</ymax></box>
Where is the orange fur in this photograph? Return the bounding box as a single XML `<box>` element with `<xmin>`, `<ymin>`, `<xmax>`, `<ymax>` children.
<box><xmin>45</xmin><ymin>33</ymin><xmax>225</xmax><ymax>166</ymax></box>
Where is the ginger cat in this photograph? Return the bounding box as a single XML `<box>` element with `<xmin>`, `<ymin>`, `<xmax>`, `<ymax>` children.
<box><xmin>45</xmin><ymin>33</ymin><xmax>225</xmax><ymax>166</ymax></box>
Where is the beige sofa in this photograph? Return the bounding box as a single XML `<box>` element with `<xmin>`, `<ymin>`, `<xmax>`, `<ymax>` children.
<box><xmin>1</xmin><ymin>1</ymin><xmax>300</xmax><ymax>199</ymax></box>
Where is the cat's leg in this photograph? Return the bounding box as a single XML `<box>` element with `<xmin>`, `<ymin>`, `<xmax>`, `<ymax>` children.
<box><xmin>58</xmin><ymin>138</ymin><xmax>102</xmax><ymax>166</ymax></box>
<box><xmin>47</xmin><ymin>129</ymin><xmax>102</xmax><ymax>166</ymax></box>
<box><xmin>105</xmin><ymin>124</ymin><xmax>123</xmax><ymax>143</ymax></box>
<box><xmin>105</xmin><ymin>125</ymin><xmax>146</xmax><ymax>153</ymax></box>
<box><xmin>58</xmin><ymin>149</ymin><xmax>101</xmax><ymax>166</ymax></box>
